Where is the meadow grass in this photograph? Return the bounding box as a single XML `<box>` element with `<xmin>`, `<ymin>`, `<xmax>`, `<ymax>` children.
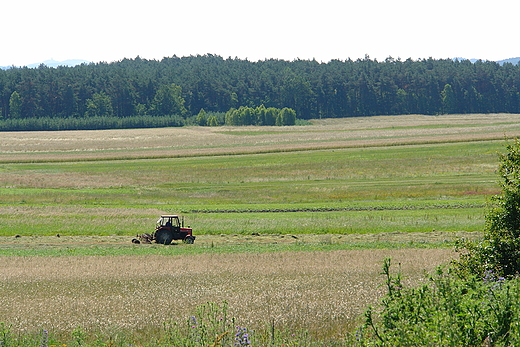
<box><xmin>0</xmin><ymin>248</ymin><xmax>456</xmax><ymax>344</ymax></box>
<box><xmin>0</xmin><ymin>203</ymin><xmax>485</xmax><ymax>236</ymax></box>
<box><xmin>1</xmin><ymin>113</ymin><xmax>519</xmax><ymax>163</ymax></box>
<box><xmin>0</xmin><ymin>137</ymin><xmax>504</xmax><ymax>236</ymax></box>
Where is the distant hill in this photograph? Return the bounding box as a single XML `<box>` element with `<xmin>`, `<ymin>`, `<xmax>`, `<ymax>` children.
<box><xmin>497</xmin><ymin>57</ymin><xmax>520</xmax><ymax>65</ymax></box>
<box><xmin>26</xmin><ymin>59</ymin><xmax>90</xmax><ymax>68</ymax></box>
<box><xmin>453</xmin><ymin>58</ymin><xmax>480</xmax><ymax>63</ymax></box>
<box><xmin>1</xmin><ymin>59</ymin><xmax>90</xmax><ymax>70</ymax></box>
<box><xmin>2</xmin><ymin>57</ymin><xmax>520</xmax><ymax>70</ymax></box>
<box><xmin>453</xmin><ymin>57</ymin><xmax>520</xmax><ymax>65</ymax></box>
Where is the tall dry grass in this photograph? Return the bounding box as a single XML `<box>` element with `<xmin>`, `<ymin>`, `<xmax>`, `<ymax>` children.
<box><xmin>0</xmin><ymin>248</ymin><xmax>455</xmax><ymax>340</ymax></box>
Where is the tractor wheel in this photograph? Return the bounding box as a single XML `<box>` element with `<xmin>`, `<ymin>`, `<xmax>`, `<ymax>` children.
<box><xmin>155</xmin><ymin>229</ymin><xmax>174</xmax><ymax>245</ymax></box>
<box><xmin>184</xmin><ymin>236</ymin><xmax>195</xmax><ymax>244</ymax></box>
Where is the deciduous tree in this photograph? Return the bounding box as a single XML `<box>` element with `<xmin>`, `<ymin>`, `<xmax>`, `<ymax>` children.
<box><xmin>150</xmin><ymin>83</ymin><xmax>187</xmax><ymax>117</ymax></box>
<box><xmin>85</xmin><ymin>92</ymin><xmax>113</xmax><ymax>117</ymax></box>
<box><xmin>441</xmin><ymin>83</ymin><xmax>456</xmax><ymax>114</ymax></box>
<box><xmin>9</xmin><ymin>91</ymin><xmax>22</xmax><ymax>118</ymax></box>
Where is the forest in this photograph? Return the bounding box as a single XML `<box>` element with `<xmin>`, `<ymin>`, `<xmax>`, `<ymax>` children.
<box><xmin>1</xmin><ymin>54</ymin><xmax>520</xmax><ymax>130</ymax></box>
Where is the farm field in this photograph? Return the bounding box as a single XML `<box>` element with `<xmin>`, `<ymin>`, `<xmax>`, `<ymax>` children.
<box><xmin>0</xmin><ymin>113</ymin><xmax>519</xmax><ymax>344</ymax></box>
<box><xmin>1</xmin><ymin>113</ymin><xmax>517</xmax><ymax>237</ymax></box>
<box><xmin>1</xmin><ymin>113</ymin><xmax>520</xmax><ymax>162</ymax></box>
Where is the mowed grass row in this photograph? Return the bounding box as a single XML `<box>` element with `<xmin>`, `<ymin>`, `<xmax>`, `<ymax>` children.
<box><xmin>0</xmin><ymin>138</ymin><xmax>503</xmax><ymax>236</ymax></box>
<box><xmin>0</xmin><ymin>140</ymin><xmax>500</xmax><ymax>189</ymax></box>
<box><xmin>0</xmin><ymin>205</ymin><xmax>485</xmax><ymax>237</ymax></box>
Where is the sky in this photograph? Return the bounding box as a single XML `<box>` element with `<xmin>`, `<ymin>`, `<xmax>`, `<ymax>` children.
<box><xmin>2</xmin><ymin>0</ymin><xmax>519</xmax><ymax>67</ymax></box>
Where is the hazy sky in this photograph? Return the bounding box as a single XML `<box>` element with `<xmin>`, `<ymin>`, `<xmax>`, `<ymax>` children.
<box><xmin>2</xmin><ymin>0</ymin><xmax>518</xmax><ymax>67</ymax></box>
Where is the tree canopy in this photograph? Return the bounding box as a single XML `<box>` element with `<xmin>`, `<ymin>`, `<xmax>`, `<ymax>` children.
<box><xmin>1</xmin><ymin>55</ymin><xmax>520</xmax><ymax>130</ymax></box>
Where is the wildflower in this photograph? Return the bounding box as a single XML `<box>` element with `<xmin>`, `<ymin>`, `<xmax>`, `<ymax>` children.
<box><xmin>483</xmin><ymin>269</ymin><xmax>495</xmax><ymax>284</ymax></box>
<box><xmin>40</xmin><ymin>330</ymin><xmax>49</xmax><ymax>347</ymax></box>
<box><xmin>234</xmin><ymin>326</ymin><xmax>251</xmax><ymax>346</ymax></box>
<box><xmin>484</xmin><ymin>270</ymin><xmax>507</xmax><ymax>290</ymax></box>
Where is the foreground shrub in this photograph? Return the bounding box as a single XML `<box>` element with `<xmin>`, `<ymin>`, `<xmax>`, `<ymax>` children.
<box><xmin>456</xmin><ymin>139</ymin><xmax>520</xmax><ymax>278</ymax></box>
<box><xmin>358</xmin><ymin>259</ymin><xmax>520</xmax><ymax>346</ymax></box>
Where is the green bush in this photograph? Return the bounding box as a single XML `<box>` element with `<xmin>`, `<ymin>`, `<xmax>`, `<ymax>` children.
<box><xmin>358</xmin><ymin>259</ymin><xmax>520</xmax><ymax>346</ymax></box>
<box><xmin>224</xmin><ymin>105</ymin><xmax>298</xmax><ymax>126</ymax></box>
<box><xmin>456</xmin><ymin>139</ymin><xmax>520</xmax><ymax>278</ymax></box>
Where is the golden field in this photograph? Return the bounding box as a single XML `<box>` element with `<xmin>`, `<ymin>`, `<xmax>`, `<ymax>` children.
<box><xmin>0</xmin><ymin>247</ymin><xmax>455</xmax><ymax>339</ymax></box>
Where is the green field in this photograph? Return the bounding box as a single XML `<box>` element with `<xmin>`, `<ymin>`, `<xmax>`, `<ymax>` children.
<box><xmin>0</xmin><ymin>138</ymin><xmax>503</xmax><ymax>237</ymax></box>
<box><xmin>0</xmin><ymin>161</ymin><xmax>499</xmax><ymax>236</ymax></box>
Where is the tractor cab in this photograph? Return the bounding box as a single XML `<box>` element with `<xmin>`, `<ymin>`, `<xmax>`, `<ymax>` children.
<box><xmin>156</xmin><ymin>215</ymin><xmax>181</xmax><ymax>228</ymax></box>
<box><xmin>153</xmin><ymin>214</ymin><xmax>195</xmax><ymax>245</ymax></box>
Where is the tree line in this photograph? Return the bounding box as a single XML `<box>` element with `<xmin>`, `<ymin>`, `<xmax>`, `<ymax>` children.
<box><xmin>1</xmin><ymin>54</ymin><xmax>520</xmax><ymax>130</ymax></box>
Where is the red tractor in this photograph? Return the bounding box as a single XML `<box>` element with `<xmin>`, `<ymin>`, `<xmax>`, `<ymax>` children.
<box><xmin>152</xmin><ymin>215</ymin><xmax>195</xmax><ymax>245</ymax></box>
